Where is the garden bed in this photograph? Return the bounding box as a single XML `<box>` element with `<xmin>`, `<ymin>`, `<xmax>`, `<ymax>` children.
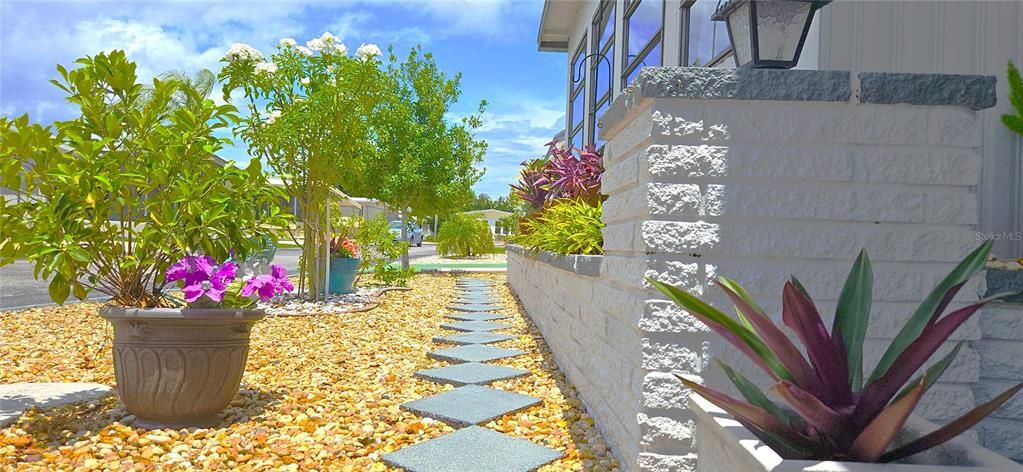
<box><xmin>0</xmin><ymin>274</ymin><xmax>617</xmax><ymax>471</ymax></box>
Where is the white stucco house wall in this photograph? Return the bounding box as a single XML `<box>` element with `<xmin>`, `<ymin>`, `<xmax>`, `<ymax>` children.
<box><xmin>508</xmin><ymin>1</ymin><xmax>1023</xmax><ymax>471</ymax></box>
<box><xmin>538</xmin><ymin>0</ymin><xmax>1022</xmax><ymax>258</ymax></box>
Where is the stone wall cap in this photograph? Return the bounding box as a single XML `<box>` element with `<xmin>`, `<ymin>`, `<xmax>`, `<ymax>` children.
<box><xmin>506</xmin><ymin>244</ymin><xmax>602</xmax><ymax>277</ymax></box>
<box><xmin>600</xmin><ymin>67</ymin><xmax>998</xmax><ymax>140</ymax></box>
<box><xmin>601</xmin><ymin>67</ymin><xmax>851</xmax><ymax>138</ymax></box>
<box><xmin>859</xmin><ymin>72</ymin><xmax>997</xmax><ymax>111</ymax></box>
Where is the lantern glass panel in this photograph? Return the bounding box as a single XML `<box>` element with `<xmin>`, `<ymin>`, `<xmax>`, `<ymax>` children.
<box><xmin>729</xmin><ymin>1</ymin><xmax>753</xmax><ymax>66</ymax></box>
<box><xmin>755</xmin><ymin>1</ymin><xmax>812</xmax><ymax>61</ymax></box>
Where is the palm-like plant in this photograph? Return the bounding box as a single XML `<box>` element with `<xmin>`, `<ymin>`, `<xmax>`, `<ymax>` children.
<box><xmin>649</xmin><ymin>241</ymin><xmax>1021</xmax><ymax>463</ymax></box>
<box><xmin>139</xmin><ymin>69</ymin><xmax>216</xmax><ymax>109</ymax></box>
<box><xmin>436</xmin><ymin>213</ymin><xmax>494</xmax><ymax>257</ymax></box>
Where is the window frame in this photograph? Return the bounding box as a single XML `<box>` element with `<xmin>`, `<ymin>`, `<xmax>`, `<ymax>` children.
<box><xmin>679</xmin><ymin>0</ymin><xmax>733</xmax><ymax>67</ymax></box>
<box><xmin>568</xmin><ymin>33</ymin><xmax>587</xmax><ymax>147</ymax></box>
<box><xmin>589</xmin><ymin>0</ymin><xmax>615</xmax><ymax>146</ymax></box>
<box><xmin>621</xmin><ymin>0</ymin><xmax>665</xmax><ymax>88</ymax></box>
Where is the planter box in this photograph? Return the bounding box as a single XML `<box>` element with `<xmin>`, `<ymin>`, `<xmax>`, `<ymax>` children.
<box><xmin>690</xmin><ymin>394</ymin><xmax>1023</xmax><ymax>472</ymax></box>
<box><xmin>100</xmin><ymin>306</ymin><xmax>264</xmax><ymax>428</ymax></box>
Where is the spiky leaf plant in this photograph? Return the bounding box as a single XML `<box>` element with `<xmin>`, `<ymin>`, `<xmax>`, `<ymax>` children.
<box><xmin>649</xmin><ymin>241</ymin><xmax>1021</xmax><ymax>463</ymax></box>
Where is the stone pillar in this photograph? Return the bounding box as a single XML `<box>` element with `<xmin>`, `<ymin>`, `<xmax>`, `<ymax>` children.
<box><xmin>598</xmin><ymin>67</ymin><xmax>996</xmax><ymax>470</ymax></box>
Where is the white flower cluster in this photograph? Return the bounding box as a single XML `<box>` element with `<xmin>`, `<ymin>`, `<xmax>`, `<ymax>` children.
<box><xmin>254</xmin><ymin>62</ymin><xmax>278</xmax><ymax>75</ymax></box>
<box><xmin>278</xmin><ymin>38</ymin><xmax>297</xmax><ymax>48</ymax></box>
<box><xmin>223</xmin><ymin>43</ymin><xmax>264</xmax><ymax>63</ymax></box>
<box><xmin>300</xmin><ymin>77</ymin><xmax>311</xmax><ymax>85</ymax></box>
<box><xmin>296</xmin><ymin>46</ymin><xmax>313</xmax><ymax>56</ymax></box>
<box><xmin>356</xmin><ymin>43</ymin><xmax>382</xmax><ymax>61</ymax></box>
<box><xmin>266</xmin><ymin>110</ymin><xmax>282</xmax><ymax>124</ymax></box>
<box><xmin>306</xmin><ymin>32</ymin><xmax>347</xmax><ymax>55</ymax></box>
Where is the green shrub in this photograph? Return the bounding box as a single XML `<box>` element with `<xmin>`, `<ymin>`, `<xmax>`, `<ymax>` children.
<box><xmin>0</xmin><ymin>51</ymin><xmax>289</xmax><ymax>307</ymax></box>
<box><xmin>357</xmin><ymin>214</ymin><xmax>408</xmax><ymax>277</ymax></box>
<box><xmin>375</xmin><ymin>266</ymin><xmax>416</xmax><ymax>287</ymax></box>
<box><xmin>436</xmin><ymin>213</ymin><xmax>494</xmax><ymax>257</ymax></box>
<box><xmin>510</xmin><ymin>199</ymin><xmax>603</xmax><ymax>255</ymax></box>
<box><xmin>331</xmin><ymin>214</ymin><xmax>408</xmax><ymax>285</ymax></box>
<box><xmin>1004</xmin><ymin>61</ymin><xmax>1023</xmax><ymax>136</ymax></box>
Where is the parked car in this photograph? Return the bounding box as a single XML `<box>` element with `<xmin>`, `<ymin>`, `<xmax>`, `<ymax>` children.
<box><xmin>389</xmin><ymin>220</ymin><xmax>424</xmax><ymax>246</ymax></box>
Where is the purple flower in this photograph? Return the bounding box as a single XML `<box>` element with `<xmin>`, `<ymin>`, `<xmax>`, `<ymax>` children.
<box><xmin>166</xmin><ymin>255</ymin><xmax>238</xmax><ymax>304</ymax></box>
<box><xmin>241</xmin><ymin>264</ymin><xmax>293</xmax><ymax>301</ymax></box>
<box><xmin>241</xmin><ymin>275</ymin><xmax>278</xmax><ymax>300</ymax></box>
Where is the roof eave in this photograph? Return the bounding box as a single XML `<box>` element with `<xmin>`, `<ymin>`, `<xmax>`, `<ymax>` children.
<box><xmin>536</xmin><ymin>0</ymin><xmax>572</xmax><ymax>53</ymax></box>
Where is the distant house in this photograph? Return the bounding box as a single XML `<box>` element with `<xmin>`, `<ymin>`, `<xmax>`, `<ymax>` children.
<box><xmin>463</xmin><ymin>208</ymin><xmax>512</xmax><ymax>235</ymax></box>
<box><xmin>268</xmin><ymin>177</ymin><xmax>361</xmax><ymax>221</ymax></box>
<box><xmin>350</xmin><ymin>197</ymin><xmax>398</xmax><ymax>221</ymax></box>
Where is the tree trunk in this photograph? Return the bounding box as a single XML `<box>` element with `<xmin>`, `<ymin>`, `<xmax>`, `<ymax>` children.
<box><xmin>400</xmin><ymin>210</ymin><xmax>410</xmax><ymax>270</ymax></box>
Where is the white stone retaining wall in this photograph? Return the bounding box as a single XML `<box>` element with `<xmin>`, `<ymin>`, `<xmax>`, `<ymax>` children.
<box><xmin>509</xmin><ymin>67</ymin><xmax>1004</xmax><ymax>470</ymax></box>
<box><xmin>506</xmin><ymin>246</ymin><xmax>647</xmax><ymax>471</ymax></box>
<box><xmin>977</xmin><ymin>302</ymin><xmax>1023</xmax><ymax>460</ymax></box>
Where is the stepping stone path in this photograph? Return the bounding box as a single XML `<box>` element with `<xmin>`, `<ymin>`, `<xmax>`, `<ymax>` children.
<box><xmin>384</xmin><ymin>278</ymin><xmax>562</xmax><ymax>471</ymax></box>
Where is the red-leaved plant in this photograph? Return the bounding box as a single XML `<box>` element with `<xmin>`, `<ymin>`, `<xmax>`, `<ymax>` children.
<box><xmin>510</xmin><ymin>141</ymin><xmax>604</xmax><ymax>213</ymax></box>
<box><xmin>649</xmin><ymin>241</ymin><xmax>1021</xmax><ymax>463</ymax></box>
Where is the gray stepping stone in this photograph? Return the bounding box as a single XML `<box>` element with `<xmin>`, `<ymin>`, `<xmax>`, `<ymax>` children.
<box><xmin>382</xmin><ymin>425</ymin><xmax>561</xmax><ymax>471</ymax></box>
<box><xmin>415</xmin><ymin>362</ymin><xmax>529</xmax><ymax>386</ymax></box>
<box><xmin>401</xmin><ymin>385</ymin><xmax>541</xmax><ymax>427</ymax></box>
<box><xmin>429</xmin><ymin>345</ymin><xmax>525</xmax><ymax>363</ymax></box>
<box><xmin>0</xmin><ymin>383</ymin><xmax>113</xmax><ymax>427</ymax></box>
<box><xmin>440</xmin><ymin>320</ymin><xmax>514</xmax><ymax>332</ymax></box>
<box><xmin>454</xmin><ymin>294</ymin><xmax>498</xmax><ymax>301</ymax></box>
<box><xmin>445</xmin><ymin>312</ymin><xmax>512</xmax><ymax>321</ymax></box>
<box><xmin>434</xmin><ymin>331</ymin><xmax>515</xmax><ymax>345</ymax></box>
<box><xmin>455</xmin><ymin>287</ymin><xmax>497</xmax><ymax>294</ymax></box>
<box><xmin>450</xmin><ymin>303</ymin><xmax>504</xmax><ymax>312</ymax></box>
<box><xmin>456</xmin><ymin>283</ymin><xmax>494</xmax><ymax>288</ymax></box>
<box><xmin>453</xmin><ymin>297</ymin><xmax>500</xmax><ymax>304</ymax></box>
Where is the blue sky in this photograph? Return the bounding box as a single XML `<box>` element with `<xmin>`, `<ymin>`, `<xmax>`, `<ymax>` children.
<box><xmin>0</xmin><ymin>0</ymin><xmax>567</xmax><ymax>198</ymax></box>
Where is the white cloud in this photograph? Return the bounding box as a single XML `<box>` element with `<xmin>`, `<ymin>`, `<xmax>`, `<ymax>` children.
<box><xmin>466</xmin><ymin>95</ymin><xmax>565</xmax><ymax>196</ymax></box>
<box><xmin>67</xmin><ymin>18</ymin><xmax>228</xmax><ymax>81</ymax></box>
<box><xmin>393</xmin><ymin>0</ymin><xmax>535</xmax><ymax>39</ymax></box>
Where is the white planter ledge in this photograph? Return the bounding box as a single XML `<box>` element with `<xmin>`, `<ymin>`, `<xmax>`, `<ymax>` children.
<box><xmin>690</xmin><ymin>394</ymin><xmax>1023</xmax><ymax>472</ymax></box>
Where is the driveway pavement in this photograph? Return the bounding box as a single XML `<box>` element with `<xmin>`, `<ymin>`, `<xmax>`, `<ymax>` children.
<box><xmin>0</xmin><ymin>244</ymin><xmax>437</xmax><ymax>310</ymax></box>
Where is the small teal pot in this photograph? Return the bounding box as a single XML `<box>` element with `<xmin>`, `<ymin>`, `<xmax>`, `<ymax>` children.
<box><xmin>328</xmin><ymin>257</ymin><xmax>360</xmax><ymax>294</ymax></box>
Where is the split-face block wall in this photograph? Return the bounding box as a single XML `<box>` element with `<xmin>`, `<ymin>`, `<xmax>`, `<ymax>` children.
<box><xmin>509</xmin><ymin>67</ymin><xmax>1007</xmax><ymax>471</ymax></box>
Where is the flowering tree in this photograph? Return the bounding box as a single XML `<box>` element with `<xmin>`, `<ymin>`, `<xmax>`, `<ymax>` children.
<box><xmin>220</xmin><ymin>34</ymin><xmax>386</xmax><ymax>299</ymax></box>
<box><xmin>356</xmin><ymin>47</ymin><xmax>487</xmax><ymax>269</ymax></box>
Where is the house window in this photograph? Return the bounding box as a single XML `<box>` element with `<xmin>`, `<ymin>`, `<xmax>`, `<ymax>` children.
<box><xmin>589</xmin><ymin>0</ymin><xmax>614</xmax><ymax>146</ymax></box>
<box><xmin>682</xmin><ymin>0</ymin><xmax>731</xmax><ymax>66</ymax></box>
<box><xmin>622</xmin><ymin>0</ymin><xmax>663</xmax><ymax>88</ymax></box>
<box><xmin>568</xmin><ymin>35</ymin><xmax>586</xmax><ymax>147</ymax></box>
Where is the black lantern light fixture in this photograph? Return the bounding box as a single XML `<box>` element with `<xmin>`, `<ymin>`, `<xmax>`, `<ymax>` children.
<box><xmin>712</xmin><ymin>0</ymin><xmax>832</xmax><ymax>69</ymax></box>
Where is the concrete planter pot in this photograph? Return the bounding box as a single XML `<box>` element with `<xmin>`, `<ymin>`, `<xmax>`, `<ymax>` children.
<box><xmin>99</xmin><ymin>306</ymin><xmax>265</xmax><ymax>428</ymax></box>
<box><xmin>690</xmin><ymin>394</ymin><xmax>1023</xmax><ymax>472</ymax></box>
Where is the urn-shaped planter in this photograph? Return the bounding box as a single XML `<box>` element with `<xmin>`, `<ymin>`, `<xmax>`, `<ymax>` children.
<box><xmin>328</xmin><ymin>257</ymin><xmax>360</xmax><ymax>294</ymax></box>
<box><xmin>99</xmin><ymin>306</ymin><xmax>264</xmax><ymax>428</ymax></box>
<box><xmin>690</xmin><ymin>394</ymin><xmax>1023</xmax><ymax>471</ymax></box>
